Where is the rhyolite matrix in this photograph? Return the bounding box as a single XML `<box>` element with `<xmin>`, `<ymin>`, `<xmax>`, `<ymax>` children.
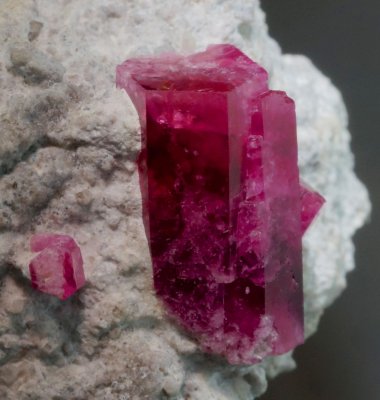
<box><xmin>116</xmin><ymin>44</ymin><xmax>325</xmax><ymax>364</ymax></box>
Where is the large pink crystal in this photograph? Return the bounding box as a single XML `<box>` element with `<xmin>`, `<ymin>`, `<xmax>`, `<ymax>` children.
<box><xmin>116</xmin><ymin>44</ymin><xmax>325</xmax><ymax>364</ymax></box>
<box><xmin>29</xmin><ymin>234</ymin><xmax>85</xmax><ymax>300</ymax></box>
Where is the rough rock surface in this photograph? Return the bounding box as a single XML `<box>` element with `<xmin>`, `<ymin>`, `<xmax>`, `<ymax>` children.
<box><xmin>0</xmin><ymin>1</ymin><xmax>370</xmax><ymax>399</ymax></box>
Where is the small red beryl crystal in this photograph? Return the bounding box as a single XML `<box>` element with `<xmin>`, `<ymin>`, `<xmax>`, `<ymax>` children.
<box><xmin>116</xmin><ymin>44</ymin><xmax>325</xmax><ymax>364</ymax></box>
<box><xmin>29</xmin><ymin>234</ymin><xmax>85</xmax><ymax>300</ymax></box>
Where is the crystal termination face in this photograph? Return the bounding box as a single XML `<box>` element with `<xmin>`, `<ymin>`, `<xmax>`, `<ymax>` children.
<box><xmin>116</xmin><ymin>44</ymin><xmax>325</xmax><ymax>364</ymax></box>
<box><xmin>29</xmin><ymin>234</ymin><xmax>85</xmax><ymax>300</ymax></box>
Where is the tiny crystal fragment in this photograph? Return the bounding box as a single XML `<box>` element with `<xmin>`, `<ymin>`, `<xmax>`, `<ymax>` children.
<box><xmin>300</xmin><ymin>182</ymin><xmax>326</xmax><ymax>234</ymax></box>
<box><xmin>116</xmin><ymin>44</ymin><xmax>325</xmax><ymax>364</ymax></box>
<box><xmin>29</xmin><ymin>234</ymin><xmax>85</xmax><ymax>300</ymax></box>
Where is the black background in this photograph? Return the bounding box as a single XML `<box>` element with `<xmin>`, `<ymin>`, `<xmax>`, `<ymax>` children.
<box><xmin>261</xmin><ymin>1</ymin><xmax>379</xmax><ymax>399</ymax></box>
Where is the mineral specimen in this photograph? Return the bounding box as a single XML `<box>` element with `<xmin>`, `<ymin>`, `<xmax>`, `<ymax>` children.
<box><xmin>116</xmin><ymin>44</ymin><xmax>325</xmax><ymax>364</ymax></box>
<box><xmin>29</xmin><ymin>234</ymin><xmax>85</xmax><ymax>300</ymax></box>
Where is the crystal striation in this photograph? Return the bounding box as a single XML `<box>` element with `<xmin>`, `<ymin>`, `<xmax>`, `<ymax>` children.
<box><xmin>29</xmin><ymin>234</ymin><xmax>85</xmax><ymax>300</ymax></box>
<box><xmin>116</xmin><ymin>44</ymin><xmax>325</xmax><ymax>364</ymax></box>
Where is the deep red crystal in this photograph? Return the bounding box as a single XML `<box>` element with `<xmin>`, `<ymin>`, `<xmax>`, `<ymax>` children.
<box><xmin>29</xmin><ymin>234</ymin><xmax>85</xmax><ymax>300</ymax></box>
<box><xmin>116</xmin><ymin>44</ymin><xmax>325</xmax><ymax>364</ymax></box>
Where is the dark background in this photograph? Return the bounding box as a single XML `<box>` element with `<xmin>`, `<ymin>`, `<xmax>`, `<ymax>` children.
<box><xmin>260</xmin><ymin>1</ymin><xmax>379</xmax><ymax>399</ymax></box>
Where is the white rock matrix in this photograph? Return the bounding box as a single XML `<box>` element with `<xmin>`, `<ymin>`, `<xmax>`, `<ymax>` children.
<box><xmin>0</xmin><ymin>0</ymin><xmax>370</xmax><ymax>399</ymax></box>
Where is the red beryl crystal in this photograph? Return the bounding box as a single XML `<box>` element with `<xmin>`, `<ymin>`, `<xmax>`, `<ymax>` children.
<box><xmin>29</xmin><ymin>234</ymin><xmax>85</xmax><ymax>300</ymax></box>
<box><xmin>116</xmin><ymin>44</ymin><xmax>325</xmax><ymax>364</ymax></box>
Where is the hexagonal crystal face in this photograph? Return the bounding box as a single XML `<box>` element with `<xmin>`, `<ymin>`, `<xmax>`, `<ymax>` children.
<box><xmin>116</xmin><ymin>44</ymin><xmax>324</xmax><ymax>364</ymax></box>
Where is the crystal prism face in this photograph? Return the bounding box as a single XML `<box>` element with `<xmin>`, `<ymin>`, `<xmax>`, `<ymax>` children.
<box><xmin>116</xmin><ymin>44</ymin><xmax>325</xmax><ymax>364</ymax></box>
<box><xmin>29</xmin><ymin>234</ymin><xmax>85</xmax><ymax>300</ymax></box>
